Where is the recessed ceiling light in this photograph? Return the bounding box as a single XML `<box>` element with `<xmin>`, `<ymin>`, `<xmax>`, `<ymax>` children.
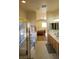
<box><xmin>21</xmin><ymin>0</ymin><xmax>26</xmax><ymax>3</ymax></box>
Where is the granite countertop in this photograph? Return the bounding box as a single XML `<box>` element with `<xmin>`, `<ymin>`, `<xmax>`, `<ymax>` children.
<box><xmin>48</xmin><ymin>30</ymin><xmax>59</xmax><ymax>43</ymax></box>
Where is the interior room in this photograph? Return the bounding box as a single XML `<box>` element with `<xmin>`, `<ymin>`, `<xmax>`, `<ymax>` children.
<box><xmin>19</xmin><ymin>0</ymin><xmax>59</xmax><ymax>59</ymax></box>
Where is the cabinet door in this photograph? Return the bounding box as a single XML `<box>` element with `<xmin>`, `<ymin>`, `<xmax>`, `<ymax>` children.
<box><xmin>48</xmin><ymin>34</ymin><xmax>59</xmax><ymax>49</ymax></box>
<box><xmin>52</xmin><ymin>38</ymin><xmax>56</xmax><ymax>48</ymax></box>
<box><xmin>48</xmin><ymin>34</ymin><xmax>52</xmax><ymax>44</ymax></box>
<box><xmin>52</xmin><ymin>37</ymin><xmax>59</xmax><ymax>49</ymax></box>
<box><xmin>55</xmin><ymin>41</ymin><xmax>59</xmax><ymax>48</ymax></box>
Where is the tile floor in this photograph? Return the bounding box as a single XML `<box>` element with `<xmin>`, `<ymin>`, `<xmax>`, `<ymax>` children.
<box><xmin>31</xmin><ymin>41</ymin><xmax>57</xmax><ymax>59</ymax></box>
<box><xmin>19</xmin><ymin>36</ymin><xmax>58</xmax><ymax>59</ymax></box>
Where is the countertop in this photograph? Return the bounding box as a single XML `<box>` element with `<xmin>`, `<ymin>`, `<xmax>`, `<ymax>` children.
<box><xmin>48</xmin><ymin>30</ymin><xmax>59</xmax><ymax>43</ymax></box>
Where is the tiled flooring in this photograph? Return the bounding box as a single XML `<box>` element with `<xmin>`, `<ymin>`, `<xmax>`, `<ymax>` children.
<box><xmin>19</xmin><ymin>36</ymin><xmax>58</xmax><ymax>59</ymax></box>
<box><xmin>36</xmin><ymin>36</ymin><xmax>46</xmax><ymax>41</ymax></box>
<box><xmin>31</xmin><ymin>41</ymin><xmax>57</xmax><ymax>59</ymax></box>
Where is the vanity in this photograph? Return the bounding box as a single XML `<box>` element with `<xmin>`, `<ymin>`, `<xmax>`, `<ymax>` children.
<box><xmin>48</xmin><ymin>30</ymin><xmax>59</xmax><ymax>54</ymax></box>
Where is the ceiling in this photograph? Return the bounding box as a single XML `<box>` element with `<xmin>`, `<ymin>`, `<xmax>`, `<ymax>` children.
<box><xmin>19</xmin><ymin>0</ymin><xmax>59</xmax><ymax>12</ymax></box>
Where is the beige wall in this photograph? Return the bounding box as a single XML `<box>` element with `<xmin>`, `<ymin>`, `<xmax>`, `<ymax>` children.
<box><xmin>19</xmin><ymin>7</ymin><xmax>36</xmax><ymax>22</ymax></box>
<box><xmin>47</xmin><ymin>10</ymin><xmax>59</xmax><ymax>20</ymax></box>
<box><xmin>26</xmin><ymin>11</ymin><xmax>36</xmax><ymax>22</ymax></box>
<box><xmin>19</xmin><ymin>7</ymin><xmax>28</xmax><ymax>22</ymax></box>
<box><xmin>35</xmin><ymin>21</ymin><xmax>42</xmax><ymax>31</ymax></box>
<box><xmin>19</xmin><ymin>7</ymin><xmax>27</xmax><ymax>19</ymax></box>
<box><xmin>47</xmin><ymin>10</ymin><xmax>59</xmax><ymax>23</ymax></box>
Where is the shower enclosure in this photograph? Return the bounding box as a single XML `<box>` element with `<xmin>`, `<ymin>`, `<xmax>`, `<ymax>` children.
<box><xmin>19</xmin><ymin>22</ymin><xmax>37</xmax><ymax>59</ymax></box>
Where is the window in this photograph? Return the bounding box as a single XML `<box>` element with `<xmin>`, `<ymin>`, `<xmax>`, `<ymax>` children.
<box><xmin>51</xmin><ymin>23</ymin><xmax>59</xmax><ymax>30</ymax></box>
<box><xmin>42</xmin><ymin>22</ymin><xmax>47</xmax><ymax>28</ymax></box>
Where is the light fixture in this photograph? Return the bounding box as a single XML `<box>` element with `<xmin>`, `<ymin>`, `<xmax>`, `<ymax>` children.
<box><xmin>36</xmin><ymin>4</ymin><xmax>47</xmax><ymax>20</ymax></box>
<box><xmin>21</xmin><ymin>0</ymin><xmax>26</xmax><ymax>3</ymax></box>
